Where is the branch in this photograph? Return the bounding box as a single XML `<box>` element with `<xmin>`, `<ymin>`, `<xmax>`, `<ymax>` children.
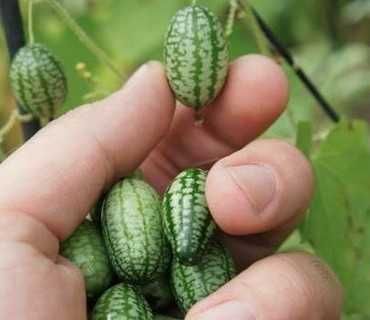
<box><xmin>0</xmin><ymin>0</ymin><xmax>41</xmax><ymax>140</ymax></box>
<box><xmin>238</xmin><ymin>1</ymin><xmax>340</xmax><ymax>123</ymax></box>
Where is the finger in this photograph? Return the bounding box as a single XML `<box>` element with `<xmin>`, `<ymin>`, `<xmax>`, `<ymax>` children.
<box><xmin>206</xmin><ymin>139</ymin><xmax>314</xmax><ymax>267</ymax></box>
<box><xmin>141</xmin><ymin>55</ymin><xmax>289</xmax><ymax>192</ymax></box>
<box><xmin>186</xmin><ymin>252</ymin><xmax>343</xmax><ymax>320</ymax></box>
<box><xmin>207</xmin><ymin>139</ymin><xmax>314</xmax><ymax>236</ymax></box>
<box><xmin>0</xmin><ymin>62</ymin><xmax>175</xmax><ymax>240</ymax></box>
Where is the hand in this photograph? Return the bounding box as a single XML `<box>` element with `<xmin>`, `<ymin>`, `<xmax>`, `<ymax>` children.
<box><xmin>0</xmin><ymin>56</ymin><xmax>342</xmax><ymax>319</ymax></box>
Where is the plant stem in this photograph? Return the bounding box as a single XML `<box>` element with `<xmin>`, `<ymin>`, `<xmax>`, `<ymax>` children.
<box><xmin>28</xmin><ymin>0</ymin><xmax>35</xmax><ymax>44</ymax></box>
<box><xmin>0</xmin><ymin>110</ymin><xmax>19</xmax><ymax>144</ymax></box>
<box><xmin>225</xmin><ymin>0</ymin><xmax>238</xmax><ymax>38</ymax></box>
<box><xmin>43</xmin><ymin>0</ymin><xmax>124</xmax><ymax>81</ymax></box>
<box><xmin>238</xmin><ymin>0</ymin><xmax>340</xmax><ymax>123</ymax></box>
<box><xmin>0</xmin><ymin>0</ymin><xmax>41</xmax><ymax>140</ymax></box>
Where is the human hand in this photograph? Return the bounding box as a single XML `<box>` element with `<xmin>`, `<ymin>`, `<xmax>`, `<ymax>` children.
<box><xmin>0</xmin><ymin>55</ymin><xmax>342</xmax><ymax>319</ymax></box>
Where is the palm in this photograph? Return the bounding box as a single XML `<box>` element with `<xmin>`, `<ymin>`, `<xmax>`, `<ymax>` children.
<box><xmin>0</xmin><ymin>58</ymin><xmax>341</xmax><ymax>320</ymax></box>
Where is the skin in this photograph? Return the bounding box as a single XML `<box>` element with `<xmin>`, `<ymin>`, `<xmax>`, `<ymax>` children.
<box><xmin>0</xmin><ymin>55</ymin><xmax>342</xmax><ymax>320</ymax></box>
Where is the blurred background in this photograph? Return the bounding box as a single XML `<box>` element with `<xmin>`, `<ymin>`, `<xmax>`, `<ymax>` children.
<box><xmin>0</xmin><ymin>0</ymin><xmax>369</xmax><ymax>152</ymax></box>
<box><xmin>1</xmin><ymin>0</ymin><xmax>370</xmax><ymax>318</ymax></box>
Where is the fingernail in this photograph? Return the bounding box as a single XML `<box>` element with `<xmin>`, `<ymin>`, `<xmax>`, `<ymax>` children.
<box><xmin>227</xmin><ymin>164</ymin><xmax>277</xmax><ymax>214</ymax></box>
<box><xmin>192</xmin><ymin>301</ymin><xmax>256</xmax><ymax>320</ymax></box>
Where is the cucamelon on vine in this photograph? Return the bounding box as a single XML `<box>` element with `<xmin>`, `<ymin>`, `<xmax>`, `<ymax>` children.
<box><xmin>102</xmin><ymin>177</ymin><xmax>171</xmax><ymax>284</ymax></box>
<box><xmin>162</xmin><ymin>168</ymin><xmax>216</xmax><ymax>265</ymax></box>
<box><xmin>171</xmin><ymin>240</ymin><xmax>236</xmax><ymax>313</ymax></box>
<box><xmin>60</xmin><ymin>220</ymin><xmax>114</xmax><ymax>300</ymax></box>
<box><xmin>92</xmin><ymin>283</ymin><xmax>154</xmax><ymax>320</ymax></box>
<box><xmin>164</xmin><ymin>4</ymin><xmax>229</xmax><ymax>110</ymax></box>
<box><xmin>9</xmin><ymin>43</ymin><xmax>67</xmax><ymax>123</ymax></box>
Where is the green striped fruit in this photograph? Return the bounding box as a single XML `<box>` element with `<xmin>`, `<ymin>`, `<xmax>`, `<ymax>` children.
<box><xmin>102</xmin><ymin>177</ymin><xmax>171</xmax><ymax>284</ymax></box>
<box><xmin>9</xmin><ymin>43</ymin><xmax>67</xmax><ymax>122</ymax></box>
<box><xmin>164</xmin><ymin>5</ymin><xmax>229</xmax><ymax>110</ymax></box>
<box><xmin>171</xmin><ymin>240</ymin><xmax>236</xmax><ymax>313</ymax></box>
<box><xmin>90</xmin><ymin>171</ymin><xmax>144</xmax><ymax>226</ymax></box>
<box><xmin>92</xmin><ymin>283</ymin><xmax>153</xmax><ymax>320</ymax></box>
<box><xmin>139</xmin><ymin>275</ymin><xmax>173</xmax><ymax>310</ymax></box>
<box><xmin>61</xmin><ymin>220</ymin><xmax>114</xmax><ymax>300</ymax></box>
<box><xmin>162</xmin><ymin>168</ymin><xmax>216</xmax><ymax>265</ymax></box>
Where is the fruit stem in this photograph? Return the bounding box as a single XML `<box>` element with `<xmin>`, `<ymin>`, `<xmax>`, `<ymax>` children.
<box><xmin>194</xmin><ymin>111</ymin><xmax>205</xmax><ymax>126</ymax></box>
<box><xmin>43</xmin><ymin>0</ymin><xmax>124</xmax><ymax>82</ymax></box>
<box><xmin>0</xmin><ymin>109</ymin><xmax>19</xmax><ymax>145</ymax></box>
<box><xmin>225</xmin><ymin>0</ymin><xmax>239</xmax><ymax>38</ymax></box>
<box><xmin>28</xmin><ymin>0</ymin><xmax>35</xmax><ymax>44</ymax></box>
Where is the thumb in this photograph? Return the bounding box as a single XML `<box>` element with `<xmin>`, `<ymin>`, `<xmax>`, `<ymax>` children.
<box><xmin>186</xmin><ymin>252</ymin><xmax>343</xmax><ymax>320</ymax></box>
<box><xmin>0</xmin><ymin>62</ymin><xmax>175</xmax><ymax>240</ymax></box>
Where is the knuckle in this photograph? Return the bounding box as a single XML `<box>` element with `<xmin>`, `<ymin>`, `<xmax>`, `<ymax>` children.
<box><xmin>274</xmin><ymin>253</ymin><xmax>317</xmax><ymax>302</ymax></box>
<box><xmin>278</xmin><ymin>252</ymin><xmax>343</xmax><ymax>312</ymax></box>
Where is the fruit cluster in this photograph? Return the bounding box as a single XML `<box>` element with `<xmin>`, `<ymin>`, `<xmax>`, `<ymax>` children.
<box><xmin>63</xmin><ymin>169</ymin><xmax>236</xmax><ymax>320</ymax></box>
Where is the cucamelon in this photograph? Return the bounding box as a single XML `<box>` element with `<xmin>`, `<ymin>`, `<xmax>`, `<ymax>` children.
<box><xmin>9</xmin><ymin>43</ymin><xmax>67</xmax><ymax>122</ymax></box>
<box><xmin>139</xmin><ymin>275</ymin><xmax>173</xmax><ymax>310</ymax></box>
<box><xmin>92</xmin><ymin>283</ymin><xmax>153</xmax><ymax>320</ymax></box>
<box><xmin>171</xmin><ymin>240</ymin><xmax>236</xmax><ymax>313</ymax></box>
<box><xmin>162</xmin><ymin>168</ymin><xmax>216</xmax><ymax>265</ymax></box>
<box><xmin>90</xmin><ymin>170</ymin><xmax>144</xmax><ymax>225</ymax></box>
<box><xmin>102</xmin><ymin>177</ymin><xmax>171</xmax><ymax>284</ymax></box>
<box><xmin>164</xmin><ymin>5</ymin><xmax>229</xmax><ymax>110</ymax></box>
<box><xmin>61</xmin><ymin>220</ymin><xmax>114</xmax><ymax>300</ymax></box>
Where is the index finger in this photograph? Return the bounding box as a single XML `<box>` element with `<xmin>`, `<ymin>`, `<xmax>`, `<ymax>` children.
<box><xmin>0</xmin><ymin>62</ymin><xmax>175</xmax><ymax>240</ymax></box>
<box><xmin>142</xmin><ymin>55</ymin><xmax>289</xmax><ymax>192</ymax></box>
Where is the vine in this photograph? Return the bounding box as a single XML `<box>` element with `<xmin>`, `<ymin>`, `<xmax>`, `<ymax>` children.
<box><xmin>225</xmin><ymin>0</ymin><xmax>238</xmax><ymax>38</ymax></box>
<box><xmin>238</xmin><ymin>0</ymin><xmax>340</xmax><ymax>122</ymax></box>
<box><xmin>28</xmin><ymin>0</ymin><xmax>35</xmax><ymax>44</ymax></box>
<box><xmin>0</xmin><ymin>110</ymin><xmax>33</xmax><ymax>145</ymax></box>
<box><xmin>42</xmin><ymin>0</ymin><xmax>124</xmax><ymax>81</ymax></box>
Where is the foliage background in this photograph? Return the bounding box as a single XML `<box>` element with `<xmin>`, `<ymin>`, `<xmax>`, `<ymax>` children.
<box><xmin>0</xmin><ymin>0</ymin><xmax>370</xmax><ymax>318</ymax></box>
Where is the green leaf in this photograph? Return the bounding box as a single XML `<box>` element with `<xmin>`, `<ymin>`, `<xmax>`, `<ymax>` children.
<box><xmin>296</xmin><ymin>121</ymin><xmax>313</xmax><ymax>158</ymax></box>
<box><xmin>278</xmin><ymin>229</ymin><xmax>315</xmax><ymax>254</ymax></box>
<box><xmin>302</xmin><ymin>120</ymin><xmax>370</xmax><ymax>316</ymax></box>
